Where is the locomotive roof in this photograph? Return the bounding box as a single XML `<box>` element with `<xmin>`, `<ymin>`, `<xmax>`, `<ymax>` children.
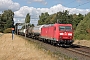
<box><xmin>33</xmin><ymin>23</ymin><xmax>72</xmax><ymax>29</ymax></box>
<box><xmin>41</xmin><ymin>23</ymin><xmax>72</xmax><ymax>27</ymax></box>
<box><xmin>54</xmin><ymin>23</ymin><xmax>72</xmax><ymax>26</ymax></box>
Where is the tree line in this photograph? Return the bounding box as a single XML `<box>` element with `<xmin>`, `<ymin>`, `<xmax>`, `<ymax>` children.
<box><xmin>38</xmin><ymin>10</ymin><xmax>84</xmax><ymax>30</ymax></box>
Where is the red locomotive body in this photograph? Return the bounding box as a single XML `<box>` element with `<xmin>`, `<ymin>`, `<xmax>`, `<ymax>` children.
<box><xmin>41</xmin><ymin>23</ymin><xmax>74</xmax><ymax>45</ymax></box>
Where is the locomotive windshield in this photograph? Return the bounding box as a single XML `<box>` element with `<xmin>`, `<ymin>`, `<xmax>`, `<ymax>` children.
<box><xmin>59</xmin><ymin>26</ymin><xmax>72</xmax><ymax>31</ymax></box>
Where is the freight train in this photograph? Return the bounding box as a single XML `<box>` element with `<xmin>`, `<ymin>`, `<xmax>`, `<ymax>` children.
<box><xmin>18</xmin><ymin>23</ymin><xmax>74</xmax><ymax>46</ymax></box>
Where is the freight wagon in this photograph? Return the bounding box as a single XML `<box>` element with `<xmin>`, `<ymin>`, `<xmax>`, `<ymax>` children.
<box><xmin>18</xmin><ymin>29</ymin><xmax>26</xmax><ymax>36</ymax></box>
<box><xmin>26</xmin><ymin>25</ymin><xmax>49</xmax><ymax>39</ymax></box>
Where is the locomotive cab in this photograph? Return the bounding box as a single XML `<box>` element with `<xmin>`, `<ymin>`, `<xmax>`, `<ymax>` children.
<box><xmin>55</xmin><ymin>24</ymin><xmax>74</xmax><ymax>45</ymax></box>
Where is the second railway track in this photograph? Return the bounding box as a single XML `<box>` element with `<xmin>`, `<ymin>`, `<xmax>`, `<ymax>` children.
<box><xmin>65</xmin><ymin>45</ymin><xmax>90</xmax><ymax>58</ymax></box>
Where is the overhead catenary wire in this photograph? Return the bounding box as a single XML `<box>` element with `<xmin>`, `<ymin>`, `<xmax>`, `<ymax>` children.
<box><xmin>62</xmin><ymin>0</ymin><xmax>90</xmax><ymax>15</ymax></box>
<box><xmin>74</xmin><ymin>0</ymin><xmax>90</xmax><ymax>8</ymax></box>
<box><xmin>63</xmin><ymin>0</ymin><xmax>90</xmax><ymax>8</ymax></box>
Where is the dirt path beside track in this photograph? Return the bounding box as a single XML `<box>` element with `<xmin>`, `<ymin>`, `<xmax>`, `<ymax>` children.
<box><xmin>73</xmin><ymin>40</ymin><xmax>90</xmax><ymax>47</ymax></box>
<box><xmin>0</xmin><ymin>34</ymin><xmax>58</xmax><ymax>60</ymax></box>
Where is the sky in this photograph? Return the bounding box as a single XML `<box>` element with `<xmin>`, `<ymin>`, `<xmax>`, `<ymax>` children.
<box><xmin>0</xmin><ymin>0</ymin><xmax>90</xmax><ymax>25</ymax></box>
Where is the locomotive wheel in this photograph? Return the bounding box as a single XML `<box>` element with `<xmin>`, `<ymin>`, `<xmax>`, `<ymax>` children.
<box><xmin>50</xmin><ymin>40</ymin><xmax>53</xmax><ymax>45</ymax></box>
<box><xmin>52</xmin><ymin>41</ymin><xmax>57</xmax><ymax>46</ymax></box>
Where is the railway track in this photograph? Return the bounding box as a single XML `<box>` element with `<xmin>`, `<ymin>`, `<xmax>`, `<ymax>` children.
<box><xmin>65</xmin><ymin>45</ymin><xmax>90</xmax><ymax>58</ymax></box>
<box><xmin>21</xmin><ymin>35</ymin><xmax>90</xmax><ymax>60</ymax></box>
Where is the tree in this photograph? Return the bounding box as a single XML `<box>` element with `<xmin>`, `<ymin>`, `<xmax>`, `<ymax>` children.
<box><xmin>0</xmin><ymin>14</ymin><xmax>3</xmax><ymax>32</ymax></box>
<box><xmin>72</xmin><ymin>13</ymin><xmax>84</xmax><ymax>30</ymax></box>
<box><xmin>21</xmin><ymin>13</ymin><xmax>30</xmax><ymax>29</ymax></box>
<box><xmin>38</xmin><ymin>12</ymin><xmax>49</xmax><ymax>25</ymax></box>
<box><xmin>25</xmin><ymin>13</ymin><xmax>30</xmax><ymax>23</ymax></box>
<box><xmin>0</xmin><ymin>10</ymin><xmax>14</xmax><ymax>32</ymax></box>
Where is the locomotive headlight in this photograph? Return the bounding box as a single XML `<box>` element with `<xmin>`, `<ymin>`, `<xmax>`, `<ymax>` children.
<box><xmin>68</xmin><ymin>33</ymin><xmax>72</xmax><ymax>36</ymax></box>
<box><xmin>60</xmin><ymin>33</ymin><xmax>63</xmax><ymax>35</ymax></box>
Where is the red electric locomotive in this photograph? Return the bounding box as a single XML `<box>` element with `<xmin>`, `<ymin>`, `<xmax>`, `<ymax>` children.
<box><xmin>40</xmin><ymin>23</ymin><xmax>74</xmax><ymax>45</ymax></box>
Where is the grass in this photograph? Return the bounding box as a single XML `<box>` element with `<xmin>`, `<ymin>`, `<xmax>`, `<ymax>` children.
<box><xmin>0</xmin><ymin>34</ymin><xmax>58</xmax><ymax>60</ymax></box>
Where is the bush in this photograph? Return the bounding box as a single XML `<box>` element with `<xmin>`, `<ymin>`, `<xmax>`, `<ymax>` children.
<box><xmin>3</xmin><ymin>28</ymin><xmax>12</xmax><ymax>33</ymax></box>
<box><xmin>86</xmin><ymin>34</ymin><xmax>90</xmax><ymax>40</ymax></box>
<box><xmin>74</xmin><ymin>12</ymin><xmax>90</xmax><ymax>40</ymax></box>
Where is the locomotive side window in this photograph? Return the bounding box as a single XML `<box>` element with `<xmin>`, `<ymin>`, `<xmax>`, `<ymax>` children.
<box><xmin>59</xmin><ymin>26</ymin><xmax>71</xmax><ymax>31</ymax></box>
